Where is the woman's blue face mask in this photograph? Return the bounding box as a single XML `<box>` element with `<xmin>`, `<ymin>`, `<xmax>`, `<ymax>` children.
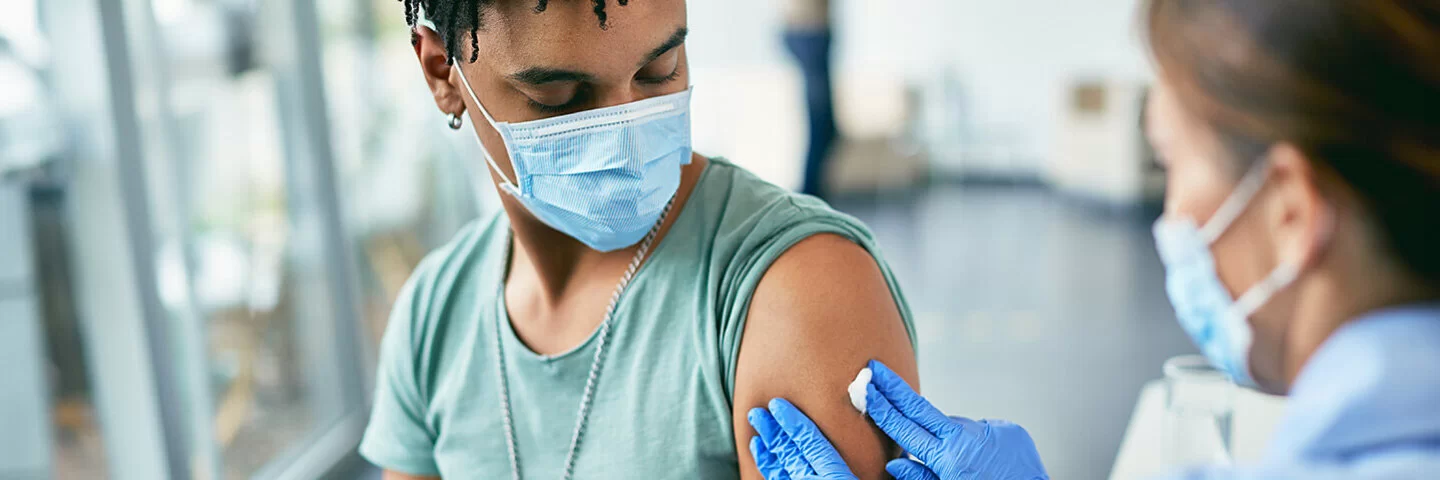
<box><xmin>1153</xmin><ymin>161</ymin><xmax>1300</xmax><ymax>388</ymax></box>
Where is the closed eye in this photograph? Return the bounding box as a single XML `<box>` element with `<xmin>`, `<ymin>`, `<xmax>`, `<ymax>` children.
<box><xmin>528</xmin><ymin>97</ymin><xmax>582</xmax><ymax>114</ymax></box>
<box><xmin>637</xmin><ymin>63</ymin><xmax>682</xmax><ymax>86</ymax></box>
<box><xmin>526</xmin><ymin>85</ymin><xmax>592</xmax><ymax>114</ymax></box>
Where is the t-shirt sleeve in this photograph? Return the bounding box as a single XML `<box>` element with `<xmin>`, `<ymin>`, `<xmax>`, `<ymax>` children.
<box><xmin>358</xmin><ymin>267</ymin><xmax>442</xmax><ymax>477</ymax></box>
<box><xmin>714</xmin><ymin>199</ymin><xmax>917</xmax><ymax>400</ymax></box>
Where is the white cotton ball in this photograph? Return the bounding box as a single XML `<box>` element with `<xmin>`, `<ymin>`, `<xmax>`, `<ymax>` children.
<box><xmin>848</xmin><ymin>367</ymin><xmax>873</xmax><ymax>414</ymax></box>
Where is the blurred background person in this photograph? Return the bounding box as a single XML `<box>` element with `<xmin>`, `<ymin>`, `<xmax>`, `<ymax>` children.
<box><xmin>781</xmin><ymin>0</ymin><xmax>837</xmax><ymax>199</ymax></box>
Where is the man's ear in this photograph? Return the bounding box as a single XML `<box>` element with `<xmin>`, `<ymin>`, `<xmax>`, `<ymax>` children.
<box><xmin>413</xmin><ymin>26</ymin><xmax>465</xmax><ymax>117</ymax></box>
<box><xmin>1265</xmin><ymin>143</ymin><xmax>1334</xmax><ymax>270</ymax></box>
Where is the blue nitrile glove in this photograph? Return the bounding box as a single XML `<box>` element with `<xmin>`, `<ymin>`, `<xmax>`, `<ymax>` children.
<box><xmin>864</xmin><ymin>360</ymin><xmax>1050</xmax><ymax>480</ymax></box>
<box><xmin>748</xmin><ymin>399</ymin><xmax>858</xmax><ymax>480</ymax></box>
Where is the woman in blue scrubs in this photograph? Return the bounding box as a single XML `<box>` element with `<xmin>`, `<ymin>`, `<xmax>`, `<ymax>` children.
<box><xmin>748</xmin><ymin>0</ymin><xmax>1440</xmax><ymax>478</ymax></box>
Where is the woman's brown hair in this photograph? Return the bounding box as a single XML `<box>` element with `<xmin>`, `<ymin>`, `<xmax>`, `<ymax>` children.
<box><xmin>1144</xmin><ymin>0</ymin><xmax>1440</xmax><ymax>284</ymax></box>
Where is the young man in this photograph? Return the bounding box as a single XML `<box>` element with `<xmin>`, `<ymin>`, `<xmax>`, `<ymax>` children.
<box><xmin>360</xmin><ymin>1</ymin><xmax>917</xmax><ymax>478</ymax></box>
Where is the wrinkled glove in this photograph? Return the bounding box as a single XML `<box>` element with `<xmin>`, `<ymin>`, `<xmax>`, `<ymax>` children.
<box><xmin>749</xmin><ymin>361</ymin><xmax>1050</xmax><ymax>480</ymax></box>
<box><xmin>749</xmin><ymin>398</ymin><xmax>859</xmax><ymax>480</ymax></box>
<box><xmin>863</xmin><ymin>360</ymin><xmax>1050</xmax><ymax>480</ymax></box>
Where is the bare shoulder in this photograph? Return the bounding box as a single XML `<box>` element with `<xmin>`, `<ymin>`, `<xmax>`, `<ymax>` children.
<box><xmin>733</xmin><ymin>233</ymin><xmax>918</xmax><ymax>480</ymax></box>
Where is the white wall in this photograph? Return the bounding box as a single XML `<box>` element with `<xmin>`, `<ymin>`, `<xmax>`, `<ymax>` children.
<box><xmin>840</xmin><ymin>0</ymin><xmax>1152</xmax><ymax>176</ymax></box>
<box><xmin>1050</xmin><ymin>80</ymin><xmax>1156</xmax><ymax>205</ymax></box>
<box><xmin>685</xmin><ymin>0</ymin><xmax>804</xmax><ymax>187</ymax></box>
<box><xmin>686</xmin><ymin>0</ymin><xmax>1152</xmax><ymax>180</ymax></box>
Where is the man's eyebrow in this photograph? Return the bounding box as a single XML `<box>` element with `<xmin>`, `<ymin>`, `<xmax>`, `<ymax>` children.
<box><xmin>638</xmin><ymin>27</ymin><xmax>688</xmax><ymax>68</ymax></box>
<box><xmin>506</xmin><ymin>27</ymin><xmax>687</xmax><ymax>85</ymax></box>
<box><xmin>508</xmin><ymin>68</ymin><xmax>596</xmax><ymax>85</ymax></box>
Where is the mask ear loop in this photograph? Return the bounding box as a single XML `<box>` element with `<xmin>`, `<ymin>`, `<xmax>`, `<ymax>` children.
<box><xmin>1192</xmin><ymin>158</ymin><xmax>1279</xmax><ymax>384</ymax></box>
<box><xmin>1233</xmin><ymin>262</ymin><xmax>1301</xmax><ymax>319</ymax></box>
<box><xmin>414</xmin><ymin>5</ymin><xmax>436</xmax><ymax>31</ymax></box>
<box><xmin>414</xmin><ymin>4</ymin><xmax>519</xmax><ymax>191</ymax></box>
<box><xmin>1233</xmin><ymin>189</ymin><xmax>1338</xmax><ymax>319</ymax></box>
<box><xmin>1219</xmin><ymin>155</ymin><xmax>1341</xmax><ymax>319</ymax></box>
<box><xmin>1200</xmin><ymin>160</ymin><xmax>1272</xmax><ymax>244</ymax></box>
<box><xmin>452</xmin><ymin>59</ymin><xmax>521</xmax><ymax>190</ymax></box>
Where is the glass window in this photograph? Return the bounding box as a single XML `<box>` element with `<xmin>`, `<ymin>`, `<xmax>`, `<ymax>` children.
<box><xmin>25</xmin><ymin>0</ymin><xmax>482</xmax><ymax>476</ymax></box>
<box><xmin>34</xmin><ymin>187</ymin><xmax>111</xmax><ymax>480</ymax></box>
<box><xmin>315</xmin><ymin>0</ymin><xmax>487</xmax><ymax>351</ymax></box>
<box><xmin>3</xmin><ymin>2</ymin><xmax>112</xmax><ymax>478</ymax></box>
<box><xmin>131</xmin><ymin>0</ymin><xmax>351</xmax><ymax>476</ymax></box>
<box><xmin>0</xmin><ymin>0</ymin><xmax>41</xmax><ymax>59</ymax></box>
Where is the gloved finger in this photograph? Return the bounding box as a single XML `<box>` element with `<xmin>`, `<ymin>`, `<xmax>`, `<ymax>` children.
<box><xmin>750</xmin><ymin>436</ymin><xmax>791</xmax><ymax>480</ymax></box>
<box><xmin>750</xmin><ymin>408</ymin><xmax>786</xmax><ymax>446</ymax></box>
<box><xmin>885</xmin><ymin>459</ymin><xmax>941</xmax><ymax>480</ymax></box>
<box><xmin>867</xmin><ymin>360</ymin><xmax>954</xmax><ymax>436</ymax></box>
<box><xmin>865</xmin><ymin>383</ymin><xmax>940</xmax><ymax>458</ymax></box>
<box><xmin>768</xmin><ymin>398</ymin><xmax>853</xmax><ymax>477</ymax></box>
<box><xmin>751</xmin><ymin>408</ymin><xmax>814</xmax><ymax>476</ymax></box>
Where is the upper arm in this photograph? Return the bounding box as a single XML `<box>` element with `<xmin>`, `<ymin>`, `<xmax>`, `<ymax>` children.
<box><xmin>359</xmin><ymin>269</ymin><xmax>443</xmax><ymax>477</ymax></box>
<box><xmin>732</xmin><ymin>234</ymin><xmax>919</xmax><ymax>480</ymax></box>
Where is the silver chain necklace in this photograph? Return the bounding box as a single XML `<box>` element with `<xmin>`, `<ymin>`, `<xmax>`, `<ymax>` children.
<box><xmin>494</xmin><ymin>196</ymin><xmax>677</xmax><ymax>480</ymax></box>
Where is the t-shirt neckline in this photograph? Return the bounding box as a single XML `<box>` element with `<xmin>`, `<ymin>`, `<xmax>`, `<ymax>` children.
<box><xmin>489</xmin><ymin>158</ymin><xmax>716</xmax><ymax>362</ymax></box>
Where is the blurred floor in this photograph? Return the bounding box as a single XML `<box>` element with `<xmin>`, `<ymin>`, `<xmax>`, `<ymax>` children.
<box><xmin>832</xmin><ymin>185</ymin><xmax>1194</xmax><ymax>480</ymax></box>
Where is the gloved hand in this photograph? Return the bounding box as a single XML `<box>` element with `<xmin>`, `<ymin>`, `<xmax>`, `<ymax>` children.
<box><xmin>862</xmin><ymin>360</ymin><xmax>1049</xmax><ymax>480</ymax></box>
<box><xmin>749</xmin><ymin>398</ymin><xmax>859</xmax><ymax>480</ymax></box>
<box><xmin>748</xmin><ymin>360</ymin><xmax>1050</xmax><ymax>480</ymax></box>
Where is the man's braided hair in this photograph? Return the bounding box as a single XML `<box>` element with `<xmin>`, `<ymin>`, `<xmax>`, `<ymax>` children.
<box><xmin>403</xmin><ymin>0</ymin><xmax>631</xmax><ymax>64</ymax></box>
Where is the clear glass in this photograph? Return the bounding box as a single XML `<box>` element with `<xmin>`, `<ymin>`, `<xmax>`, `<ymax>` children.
<box><xmin>0</xmin><ymin>0</ymin><xmax>42</xmax><ymax>59</ymax></box>
<box><xmin>33</xmin><ymin>190</ymin><xmax>112</xmax><ymax>480</ymax></box>
<box><xmin>4</xmin><ymin>2</ymin><xmax>109</xmax><ymax>477</ymax></box>
<box><xmin>316</xmin><ymin>0</ymin><xmax>484</xmax><ymax>351</ymax></box>
<box><xmin>1162</xmin><ymin>355</ymin><xmax>1236</xmax><ymax>468</ymax></box>
<box><xmin>136</xmin><ymin>0</ymin><xmax>345</xmax><ymax>476</ymax></box>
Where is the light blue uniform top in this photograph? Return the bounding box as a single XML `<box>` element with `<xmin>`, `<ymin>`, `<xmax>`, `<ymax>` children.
<box><xmin>1163</xmin><ymin>304</ymin><xmax>1440</xmax><ymax>479</ymax></box>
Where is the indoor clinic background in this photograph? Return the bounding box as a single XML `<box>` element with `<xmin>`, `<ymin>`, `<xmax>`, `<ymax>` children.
<box><xmin>1</xmin><ymin>0</ymin><xmax>1284</xmax><ymax>479</ymax></box>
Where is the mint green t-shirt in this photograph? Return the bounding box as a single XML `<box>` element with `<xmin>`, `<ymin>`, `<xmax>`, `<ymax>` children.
<box><xmin>359</xmin><ymin>159</ymin><xmax>915</xmax><ymax>478</ymax></box>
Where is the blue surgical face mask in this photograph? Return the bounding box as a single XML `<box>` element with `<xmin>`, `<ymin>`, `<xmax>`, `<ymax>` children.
<box><xmin>454</xmin><ymin>60</ymin><xmax>693</xmax><ymax>252</ymax></box>
<box><xmin>1153</xmin><ymin>162</ymin><xmax>1300</xmax><ymax>388</ymax></box>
